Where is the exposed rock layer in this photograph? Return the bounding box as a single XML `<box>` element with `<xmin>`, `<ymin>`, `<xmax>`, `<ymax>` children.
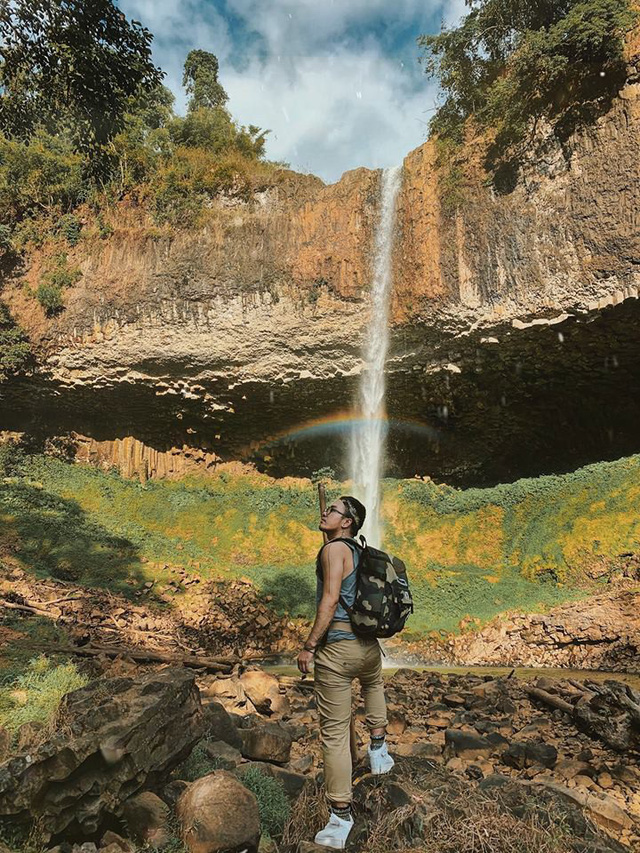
<box><xmin>0</xmin><ymin>668</ymin><xmax>204</xmax><ymax>837</ymax></box>
<box><xmin>1</xmin><ymin>50</ymin><xmax>639</xmax><ymax>484</ymax></box>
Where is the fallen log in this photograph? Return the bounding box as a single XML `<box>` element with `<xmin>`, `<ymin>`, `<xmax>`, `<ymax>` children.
<box><xmin>524</xmin><ymin>685</ymin><xmax>574</xmax><ymax>714</ymax></box>
<box><xmin>28</xmin><ymin>641</ymin><xmax>234</xmax><ymax>673</ymax></box>
<box><xmin>0</xmin><ymin>598</ymin><xmax>55</xmax><ymax>618</ymax></box>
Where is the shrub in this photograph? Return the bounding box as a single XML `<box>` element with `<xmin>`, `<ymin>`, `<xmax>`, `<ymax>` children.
<box><xmin>0</xmin><ymin>302</ymin><xmax>31</xmax><ymax>380</ymax></box>
<box><xmin>56</xmin><ymin>213</ymin><xmax>82</xmax><ymax>246</ymax></box>
<box><xmin>35</xmin><ymin>281</ymin><xmax>64</xmax><ymax>315</ymax></box>
<box><xmin>241</xmin><ymin>765</ymin><xmax>291</xmax><ymax>839</ymax></box>
<box><xmin>36</xmin><ymin>254</ymin><xmax>82</xmax><ymax>315</ymax></box>
<box><xmin>0</xmin><ymin>131</ymin><xmax>85</xmax><ymax>225</ymax></box>
<box><xmin>0</xmin><ymin>442</ymin><xmax>26</xmax><ymax>477</ymax></box>
<box><xmin>174</xmin><ymin>740</ymin><xmax>226</xmax><ymax>781</ymax></box>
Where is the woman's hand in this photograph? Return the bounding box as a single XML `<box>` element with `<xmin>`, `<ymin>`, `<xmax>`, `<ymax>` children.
<box><xmin>297</xmin><ymin>648</ymin><xmax>315</xmax><ymax>674</ymax></box>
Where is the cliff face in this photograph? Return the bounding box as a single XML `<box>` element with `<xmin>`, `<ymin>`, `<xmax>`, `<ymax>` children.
<box><xmin>2</xmin><ymin>48</ymin><xmax>640</xmax><ymax>485</ymax></box>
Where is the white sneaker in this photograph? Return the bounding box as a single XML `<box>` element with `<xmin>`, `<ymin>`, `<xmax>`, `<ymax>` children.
<box><xmin>314</xmin><ymin>812</ymin><xmax>354</xmax><ymax>849</ymax></box>
<box><xmin>368</xmin><ymin>741</ymin><xmax>395</xmax><ymax>775</ymax></box>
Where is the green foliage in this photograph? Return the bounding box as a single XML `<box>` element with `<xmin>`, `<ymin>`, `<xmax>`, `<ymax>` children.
<box><xmin>0</xmin><ymin>655</ymin><xmax>88</xmax><ymax>733</ymax></box>
<box><xmin>0</xmin><ymin>441</ymin><xmax>26</xmax><ymax>476</ymax></box>
<box><xmin>183</xmin><ymin>50</ymin><xmax>229</xmax><ymax>112</ymax></box>
<box><xmin>420</xmin><ymin>0</ymin><xmax>637</xmax><ymax>175</ymax></box>
<box><xmin>175</xmin><ymin>740</ymin><xmax>226</xmax><ymax>782</ymax></box>
<box><xmin>0</xmin><ymin>21</ymin><xmax>272</xmax><ymax>241</ymax></box>
<box><xmin>55</xmin><ymin>213</ymin><xmax>82</xmax><ymax>246</ymax></box>
<box><xmin>0</xmin><ymin>821</ymin><xmax>43</xmax><ymax>853</ymax></box>
<box><xmin>241</xmin><ymin>766</ymin><xmax>291</xmax><ymax>839</ymax></box>
<box><xmin>35</xmin><ymin>281</ymin><xmax>64</xmax><ymax>315</ymax></box>
<box><xmin>0</xmin><ymin>467</ymin><xmax>143</xmax><ymax>588</ymax></box>
<box><xmin>0</xmin><ymin>302</ymin><xmax>31</xmax><ymax>380</ymax></box>
<box><xmin>0</xmin><ymin>224</ymin><xmax>12</xmax><ymax>251</ymax></box>
<box><xmin>0</xmin><ymin>0</ymin><xmax>163</xmax><ymax>154</ymax></box>
<box><xmin>407</xmin><ymin>567</ymin><xmax>580</xmax><ymax>635</ymax></box>
<box><xmin>0</xmin><ymin>130</ymin><xmax>85</xmax><ymax>227</ymax></box>
<box><xmin>5</xmin><ymin>452</ymin><xmax>637</xmax><ymax>635</ymax></box>
<box><xmin>35</xmin><ymin>253</ymin><xmax>81</xmax><ymax>315</ymax></box>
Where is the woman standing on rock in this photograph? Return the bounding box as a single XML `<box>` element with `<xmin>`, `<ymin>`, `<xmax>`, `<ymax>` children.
<box><xmin>297</xmin><ymin>496</ymin><xmax>394</xmax><ymax>849</ymax></box>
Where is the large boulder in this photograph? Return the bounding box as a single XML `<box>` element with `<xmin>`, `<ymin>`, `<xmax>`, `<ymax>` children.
<box><xmin>241</xmin><ymin>722</ymin><xmax>293</xmax><ymax>764</ymax></box>
<box><xmin>201</xmin><ymin>700</ymin><xmax>243</xmax><ymax>750</ymax></box>
<box><xmin>240</xmin><ymin>670</ymin><xmax>290</xmax><ymax>716</ymax></box>
<box><xmin>176</xmin><ymin>771</ymin><xmax>260</xmax><ymax>853</ymax></box>
<box><xmin>0</xmin><ymin>668</ymin><xmax>204</xmax><ymax>837</ymax></box>
<box><xmin>121</xmin><ymin>791</ymin><xmax>169</xmax><ymax>847</ymax></box>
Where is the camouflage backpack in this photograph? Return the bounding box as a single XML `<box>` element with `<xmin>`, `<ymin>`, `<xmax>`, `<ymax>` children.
<box><xmin>318</xmin><ymin>537</ymin><xmax>414</xmax><ymax>639</ymax></box>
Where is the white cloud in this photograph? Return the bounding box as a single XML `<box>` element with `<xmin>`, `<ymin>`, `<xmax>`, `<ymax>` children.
<box><xmin>118</xmin><ymin>0</ymin><xmax>466</xmax><ymax>183</ymax></box>
<box><xmin>224</xmin><ymin>48</ymin><xmax>437</xmax><ymax>181</ymax></box>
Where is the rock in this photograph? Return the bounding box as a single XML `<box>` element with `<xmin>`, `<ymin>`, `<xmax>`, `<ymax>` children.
<box><xmin>486</xmin><ymin>732</ymin><xmax>510</xmax><ymax>753</ymax></box>
<box><xmin>394</xmin><ymin>742</ymin><xmax>442</xmax><ymax>759</ymax></box>
<box><xmin>445</xmin><ymin>729</ymin><xmax>492</xmax><ymax>758</ymax></box>
<box><xmin>270</xmin><ymin>765</ymin><xmax>308</xmax><ymax>799</ymax></box>
<box><xmin>203</xmin><ymin>677</ymin><xmax>247</xmax><ymax>714</ymax></box>
<box><xmin>555</xmin><ymin>759</ymin><xmax>593</xmax><ymax>780</ymax></box>
<box><xmin>524</xmin><ymin>742</ymin><xmax>558</xmax><ymax>768</ymax></box>
<box><xmin>611</xmin><ymin>762</ymin><xmax>640</xmax><ymax>789</ymax></box>
<box><xmin>0</xmin><ymin>727</ymin><xmax>10</xmax><ymax>761</ymax></box>
<box><xmin>201</xmin><ymin>701</ymin><xmax>243</xmax><ymax>750</ymax></box>
<box><xmin>597</xmin><ymin>771</ymin><xmax>613</xmax><ymax>789</ymax></box>
<box><xmin>15</xmin><ymin>720</ymin><xmax>44</xmax><ymax>750</ymax></box>
<box><xmin>240</xmin><ymin>670</ymin><xmax>290</xmax><ymax>716</ymax></box>
<box><xmin>237</xmin><ymin>762</ymin><xmax>307</xmax><ymax>799</ymax></box>
<box><xmin>502</xmin><ymin>742</ymin><xmax>527</xmax><ymax>769</ymax></box>
<box><xmin>201</xmin><ymin>740</ymin><xmax>242</xmax><ymax>769</ymax></box>
<box><xmin>241</xmin><ymin>722</ymin><xmax>292</xmax><ymax>764</ymax></box>
<box><xmin>502</xmin><ymin>741</ymin><xmax>557</xmax><ymax>769</ymax></box>
<box><xmin>296</xmin><ymin>843</ymin><xmax>327</xmax><ymax>853</ymax></box>
<box><xmin>532</xmin><ymin>779</ymin><xmax>633</xmax><ymax>831</ymax></box>
<box><xmin>177</xmin><ymin>771</ymin><xmax>260</xmax><ymax>853</ymax></box>
<box><xmin>161</xmin><ymin>780</ymin><xmax>191</xmax><ymax>810</ymax></box>
<box><xmin>289</xmin><ymin>754</ymin><xmax>313</xmax><ymax>773</ymax></box>
<box><xmin>574</xmin><ymin>775</ymin><xmax>596</xmax><ymax>790</ymax></box>
<box><xmin>386</xmin><ymin>709</ymin><xmax>407</xmax><ymax>735</ymax></box>
<box><xmin>0</xmin><ymin>668</ymin><xmax>205</xmax><ymax>837</ymax></box>
<box><xmin>573</xmin><ymin>681</ymin><xmax>640</xmax><ymax>752</ymax></box>
<box><xmin>99</xmin><ymin>831</ymin><xmax>135</xmax><ymax>852</ymax></box>
<box><xmin>443</xmin><ymin>693</ymin><xmax>466</xmax><ymax>707</ymax></box>
<box><xmin>121</xmin><ymin>791</ymin><xmax>169</xmax><ymax>846</ymax></box>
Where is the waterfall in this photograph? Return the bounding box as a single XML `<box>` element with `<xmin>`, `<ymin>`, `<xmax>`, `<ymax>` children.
<box><xmin>349</xmin><ymin>165</ymin><xmax>402</xmax><ymax>547</ymax></box>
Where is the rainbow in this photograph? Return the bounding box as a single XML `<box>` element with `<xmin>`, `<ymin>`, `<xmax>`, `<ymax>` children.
<box><xmin>242</xmin><ymin>411</ymin><xmax>440</xmax><ymax>455</ymax></box>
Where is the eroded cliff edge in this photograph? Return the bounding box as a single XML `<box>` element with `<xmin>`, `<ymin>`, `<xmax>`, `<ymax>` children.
<box><xmin>1</xmin><ymin>38</ymin><xmax>639</xmax><ymax>484</ymax></box>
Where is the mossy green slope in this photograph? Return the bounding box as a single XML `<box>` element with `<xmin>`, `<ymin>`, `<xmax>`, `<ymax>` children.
<box><xmin>1</xmin><ymin>453</ymin><xmax>639</xmax><ymax>633</ymax></box>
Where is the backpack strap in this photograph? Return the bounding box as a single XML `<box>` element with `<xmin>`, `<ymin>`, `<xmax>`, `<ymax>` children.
<box><xmin>315</xmin><ymin>537</ymin><xmax>362</xmax><ymax>578</ymax></box>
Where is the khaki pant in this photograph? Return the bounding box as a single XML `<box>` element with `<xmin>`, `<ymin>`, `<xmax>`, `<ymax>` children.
<box><xmin>314</xmin><ymin>638</ymin><xmax>388</xmax><ymax>804</ymax></box>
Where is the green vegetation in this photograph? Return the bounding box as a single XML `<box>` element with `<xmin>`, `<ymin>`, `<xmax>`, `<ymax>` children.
<box><xmin>1</xmin><ymin>448</ymin><xmax>639</xmax><ymax>633</ymax></box>
<box><xmin>0</xmin><ymin>655</ymin><xmax>87</xmax><ymax>734</ymax></box>
<box><xmin>0</xmin><ymin>2</ymin><xmax>277</xmax><ymax>263</ymax></box>
<box><xmin>0</xmin><ymin>0</ymin><xmax>161</xmax><ymax>154</ymax></box>
<box><xmin>174</xmin><ymin>740</ymin><xmax>227</xmax><ymax>782</ymax></box>
<box><xmin>420</xmin><ymin>0</ymin><xmax>637</xmax><ymax>184</ymax></box>
<box><xmin>241</xmin><ymin>765</ymin><xmax>291</xmax><ymax>839</ymax></box>
<box><xmin>0</xmin><ymin>303</ymin><xmax>31</xmax><ymax>381</ymax></box>
<box><xmin>35</xmin><ymin>252</ymin><xmax>82</xmax><ymax>315</ymax></box>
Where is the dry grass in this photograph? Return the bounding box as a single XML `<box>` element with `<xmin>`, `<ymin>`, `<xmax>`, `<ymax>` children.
<box><xmin>282</xmin><ymin>763</ymin><xmax>589</xmax><ymax>853</ymax></box>
<box><xmin>280</xmin><ymin>779</ymin><xmax>330</xmax><ymax>849</ymax></box>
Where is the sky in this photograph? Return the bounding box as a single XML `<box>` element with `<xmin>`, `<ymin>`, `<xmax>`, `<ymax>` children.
<box><xmin>117</xmin><ymin>0</ymin><xmax>466</xmax><ymax>184</ymax></box>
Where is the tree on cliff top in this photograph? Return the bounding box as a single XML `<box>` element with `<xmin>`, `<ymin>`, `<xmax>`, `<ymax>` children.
<box><xmin>183</xmin><ymin>49</ymin><xmax>229</xmax><ymax>112</ymax></box>
<box><xmin>420</xmin><ymin>0</ymin><xmax>638</xmax><ymax>179</ymax></box>
<box><xmin>0</xmin><ymin>0</ymin><xmax>163</xmax><ymax>153</ymax></box>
